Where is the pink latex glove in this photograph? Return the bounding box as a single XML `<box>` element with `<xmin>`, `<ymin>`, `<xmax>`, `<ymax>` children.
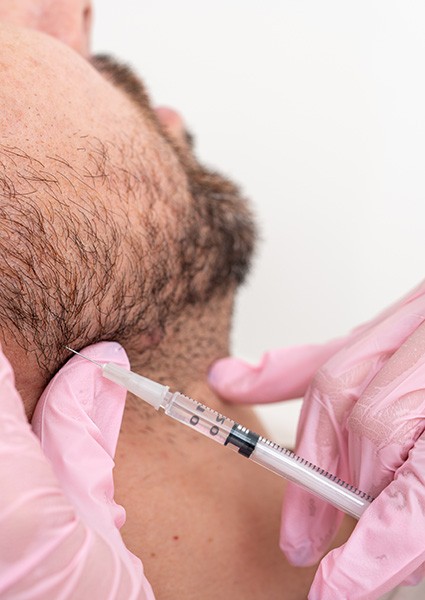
<box><xmin>0</xmin><ymin>341</ymin><xmax>155</xmax><ymax>599</ymax></box>
<box><xmin>209</xmin><ymin>279</ymin><xmax>425</xmax><ymax>599</ymax></box>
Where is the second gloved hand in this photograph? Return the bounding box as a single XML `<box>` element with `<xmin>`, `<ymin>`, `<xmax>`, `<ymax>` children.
<box><xmin>209</xmin><ymin>280</ymin><xmax>425</xmax><ymax>600</ymax></box>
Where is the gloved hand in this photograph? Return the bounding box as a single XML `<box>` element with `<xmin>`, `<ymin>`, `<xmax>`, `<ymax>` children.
<box><xmin>209</xmin><ymin>280</ymin><xmax>425</xmax><ymax>599</ymax></box>
<box><xmin>0</xmin><ymin>341</ymin><xmax>155</xmax><ymax>599</ymax></box>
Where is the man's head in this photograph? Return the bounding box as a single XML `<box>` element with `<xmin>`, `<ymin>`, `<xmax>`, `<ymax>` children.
<box><xmin>0</xmin><ymin>24</ymin><xmax>256</xmax><ymax>409</ymax></box>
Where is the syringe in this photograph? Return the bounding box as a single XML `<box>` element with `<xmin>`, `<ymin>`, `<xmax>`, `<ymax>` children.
<box><xmin>66</xmin><ymin>347</ymin><xmax>374</xmax><ymax>519</ymax></box>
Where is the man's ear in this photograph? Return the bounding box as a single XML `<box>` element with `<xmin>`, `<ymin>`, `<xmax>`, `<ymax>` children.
<box><xmin>0</xmin><ymin>0</ymin><xmax>93</xmax><ymax>57</ymax></box>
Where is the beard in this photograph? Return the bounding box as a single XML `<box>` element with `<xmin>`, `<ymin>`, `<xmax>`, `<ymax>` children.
<box><xmin>91</xmin><ymin>55</ymin><xmax>257</xmax><ymax>295</ymax></box>
<box><xmin>0</xmin><ymin>55</ymin><xmax>256</xmax><ymax>376</ymax></box>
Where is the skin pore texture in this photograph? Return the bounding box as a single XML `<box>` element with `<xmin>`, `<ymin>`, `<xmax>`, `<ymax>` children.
<box><xmin>0</xmin><ymin>24</ymin><xmax>354</xmax><ymax>599</ymax></box>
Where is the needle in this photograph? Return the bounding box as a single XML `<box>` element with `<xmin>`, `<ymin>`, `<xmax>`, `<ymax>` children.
<box><xmin>65</xmin><ymin>346</ymin><xmax>104</xmax><ymax>368</ymax></box>
<box><xmin>64</xmin><ymin>344</ymin><xmax>373</xmax><ymax>519</ymax></box>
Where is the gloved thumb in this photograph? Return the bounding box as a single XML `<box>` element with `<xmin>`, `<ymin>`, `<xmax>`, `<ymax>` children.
<box><xmin>31</xmin><ymin>341</ymin><xmax>130</xmax><ymax>541</ymax></box>
<box><xmin>209</xmin><ymin>340</ymin><xmax>346</xmax><ymax>404</ymax></box>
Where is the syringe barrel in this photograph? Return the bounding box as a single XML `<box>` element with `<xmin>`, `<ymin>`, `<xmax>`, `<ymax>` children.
<box><xmin>163</xmin><ymin>392</ymin><xmax>235</xmax><ymax>445</ymax></box>
<box><xmin>162</xmin><ymin>392</ymin><xmax>373</xmax><ymax>520</ymax></box>
<box><xmin>251</xmin><ymin>439</ymin><xmax>372</xmax><ymax>520</ymax></box>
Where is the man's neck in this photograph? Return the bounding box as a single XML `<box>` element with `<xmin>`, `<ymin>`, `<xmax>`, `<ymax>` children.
<box><xmin>2</xmin><ymin>291</ymin><xmax>235</xmax><ymax>421</ymax></box>
<box><xmin>125</xmin><ymin>293</ymin><xmax>234</xmax><ymax>404</ymax></box>
<box><xmin>119</xmin><ymin>291</ymin><xmax>266</xmax><ymax>440</ymax></box>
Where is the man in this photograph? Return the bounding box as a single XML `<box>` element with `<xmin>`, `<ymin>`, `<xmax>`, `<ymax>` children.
<box><xmin>0</xmin><ymin>3</ymin><xmax>353</xmax><ymax>598</ymax></box>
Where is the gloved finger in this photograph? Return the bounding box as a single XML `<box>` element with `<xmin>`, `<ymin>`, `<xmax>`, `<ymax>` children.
<box><xmin>309</xmin><ymin>434</ymin><xmax>425</xmax><ymax>600</ymax></box>
<box><xmin>0</xmin><ymin>345</ymin><xmax>61</xmax><ymax>503</ymax></box>
<box><xmin>280</xmin><ymin>389</ymin><xmax>345</xmax><ymax>566</ymax></box>
<box><xmin>208</xmin><ymin>281</ymin><xmax>425</xmax><ymax>406</ymax></box>
<box><xmin>31</xmin><ymin>341</ymin><xmax>130</xmax><ymax>539</ymax></box>
<box><xmin>0</xmin><ymin>344</ymin><xmax>154</xmax><ymax>599</ymax></box>
<box><xmin>280</xmin><ymin>325</ymin><xmax>382</xmax><ymax>566</ymax></box>
<box><xmin>347</xmin><ymin>320</ymin><xmax>425</xmax><ymax>498</ymax></box>
<box><xmin>401</xmin><ymin>562</ymin><xmax>425</xmax><ymax>587</ymax></box>
<box><xmin>0</xmin><ymin>346</ymin><xmax>99</xmax><ymax>596</ymax></box>
<box><xmin>281</xmin><ymin>303</ymin><xmax>425</xmax><ymax>566</ymax></box>
<box><xmin>208</xmin><ymin>338</ymin><xmax>349</xmax><ymax>404</ymax></box>
<box><xmin>281</xmin><ymin>485</ymin><xmax>345</xmax><ymax>568</ymax></box>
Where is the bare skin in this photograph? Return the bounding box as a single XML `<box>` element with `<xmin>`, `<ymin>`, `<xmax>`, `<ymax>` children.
<box><xmin>114</xmin><ymin>297</ymin><xmax>354</xmax><ymax>600</ymax></box>
<box><xmin>0</xmin><ymin>12</ymin><xmax>354</xmax><ymax>599</ymax></box>
<box><xmin>114</xmin><ymin>299</ymin><xmax>316</xmax><ymax>599</ymax></box>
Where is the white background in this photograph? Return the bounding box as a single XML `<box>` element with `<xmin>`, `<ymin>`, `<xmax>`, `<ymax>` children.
<box><xmin>93</xmin><ymin>1</ymin><xmax>425</xmax><ymax>444</ymax></box>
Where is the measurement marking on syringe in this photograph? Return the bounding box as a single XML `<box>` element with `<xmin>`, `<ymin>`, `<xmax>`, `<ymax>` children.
<box><xmin>258</xmin><ymin>435</ymin><xmax>375</xmax><ymax>502</ymax></box>
<box><xmin>176</xmin><ymin>397</ymin><xmax>229</xmax><ymax>437</ymax></box>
